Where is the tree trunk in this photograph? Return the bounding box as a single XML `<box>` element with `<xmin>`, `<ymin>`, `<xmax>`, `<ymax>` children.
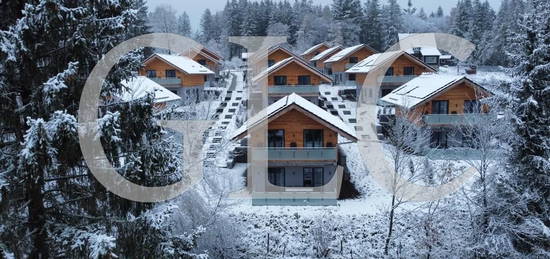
<box><xmin>384</xmin><ymin>194</ymin><xmax>397</xmax><ymax>255</ymax></box>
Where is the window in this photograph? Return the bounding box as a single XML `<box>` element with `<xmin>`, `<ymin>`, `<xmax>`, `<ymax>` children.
<box><xmin>432</xmin><ymin>100</ymin><xmax>449</xmax><ymax>114</ymax></box>
<box><xmin>348</xmin><ymin>73</ymin><xmax>356</xmax><ymax>81</ymax></box>
<box><xmin>431</xmin><ymin>130</ymin><xmax>448</xmax><ymax>148</ymax></box>
<box><xmin>268</xmin><ymin>59</ymin><xmax>275</xmax><ymax>67</ymax></box>
<box><xmin>204</xmin><ymin>75</ymin><xmax>208</xmax><ymax>82</ymax></box>
<box><xmin>327</xmin><ymin>68</ymin><xmax>333</xmax><ymax>75</ymax></box>
<box><xmin>197</xmin><ymin>59</ymin><xmax>207</xmax><ymax>66</ymax></box>
<box><xmin>146</xmin><ymin>70</ymin><xmax>157</xmax><ymax>78</ymax></box>
<box><xmin>268</xmin><ymin>168</ymin><xmax>285</xmax><ymax>186</ymax></box>
<box><xmin>312</xmin><ymin>61</ymin><xmax>317</xmax><ymax>67</ymax></box>
<box><xmin>303</xmin><ymin>129</ymin><xmax>323</xmax><ymax>147</ymax></box>
<box><xmin>385</xmin><ymin>67</ymin><xmax>394</xmax><ymax>76</ymax></box>
<box><xmin>464</xmin><ymin>100</ymin><xmax>480</xmax><ymax>113</ymax></box>
<box><xmin>274</xmin><ymin>76</ymin><xmax>287</xmax><ymax>85</ymax></box>
<box><xmin>165</xmin><ymin>69</ymin><xmax>176</xmax><ymax>78</ymax></box>
<box><xmin>403</xmin><ymin>66</ymin><xmax>415</xmax><ymax>75</ymax></box>
<box><xmin>303</xmin><ymin>167</ymin><xmax>324</xmax><ymax>187</ymax></box>
<box><xmin>268</xmin><ymin>130</ymin><xmax>284</xmax><ymax>147</ymax></box>
<box><xmin>424</xmin><ymin>56</ymin><xmax>438</xmax><ymax>64</ymax></box>
<box><xmin>349</xmin><ymin>56</ymin><xmax>359</xmax><ymax>63</ymax></box>
<box><xmin>298</xmin><ymin>75</ymin><xmax>311</xmax><ymax>85</ymax></box>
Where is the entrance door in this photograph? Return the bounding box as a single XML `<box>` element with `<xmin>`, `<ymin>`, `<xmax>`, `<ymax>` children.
<box><xmin>303</xmin><ymin>167</ymin><xmax>324</xmax><ymax>187</ymax></box>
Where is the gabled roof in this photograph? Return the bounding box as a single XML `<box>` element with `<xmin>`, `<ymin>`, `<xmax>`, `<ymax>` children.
<box><xmin>232</xmin><ymin>93</ymin><xmax>357</xmax><ymax>141</ymax></box>
<box><xmin>144</xmin><ymin>54</ymin><xmax>214</xmax><ymax>75</ymax></box>
<box><xmin>345</xmin><ymin>50</ymin><xmax>436</xmax><ymax>74</ymax></box>
<box><xmin>310</xmin><ymin>46</ymin><xmax>343</xmax><ymax>62</ymax></box>
<box><xmin>301</xmin><ymin>42</ymin><xmax>330</xmax><ymax>56</ymax></box>
<box><xmin>380</xmin><ymin>74</ymin><xmax>491</xmax><ymax>109</ymax></box>
<box><xmin>324</xmin><ymin>44</ymin><xmax>378</xmax><ymax>64</ymax></box>
<box><xmin>121</xmin><ymin>76</ymin><xmax>180</xmax><ymax>104</ymax></box>
<box><xmin>406</xmin><ymin>47</ymin><xmax>442</xmax><ymax>57</ymax></box>
<box><xmin>199</xmin><ymin>47</ymin><xmax>223</xmax><ymax>60</ymax></box>
<box><xmin>251</xmin><ymin>57</ymin><xmax>333</xmax><ymax>84</ymax></box>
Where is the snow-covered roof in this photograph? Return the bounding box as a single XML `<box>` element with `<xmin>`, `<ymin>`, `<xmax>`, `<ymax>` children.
<box><xmin>251</xmin><ymin>57</ymin><xmax>332</xmax><ymax>83</ymax></box>
<box><xmin>345</xmin><ymin>51</ymin><xmax>436</xmax><ymax>74</ymax></box>
<box><xmin>398</xmin><ymin>33</ymin><xmax>412</xmax><ymax>41</ymax></box>
<box><xmin>310</xmin><ymin>46</ymin><xmax>343</xmax><ymax>62</ymax></box>
<box><xmin>440</xmin><ymin>55</ymin><xmax>453</xmax><ymax>59</ymax></box>
<box><xmin>121</xmin><ymin>76</ymin><xmax>181</xmax><ymax>104</ymax></box>
<box><xmin>146</xmin><ymin>54</ymin><xmax>214</xmax><ymax>75</ymax></box>
<box><xmin>301</xmin><ymin>42</ymin><xmax>329</xmax><ymax>56</ymax></box>
<box><xmin>324</xmin><ymin>44</ymin><xmax>376</xmax><ymax>63</ymax></box>
<box><xmin>380</xmin><ymin>74</ymin><xmax>486</xmax><ymax>109</ymax></box>
<box><xmin>241</xmin><ymin>52</ymin><xmax>253</xmax><ymax>59</ymax></box>
<box><xmin>232</xmin><ymin>93</ymin><xmax>357</xmax><ymax>141</ymax></box>
<box><xmin>406</xmin><ymin>47</ymin><xmax>442</xmax><ymax>57</ymax></box>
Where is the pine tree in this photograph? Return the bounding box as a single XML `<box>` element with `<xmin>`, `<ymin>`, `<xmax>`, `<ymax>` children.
<box><xmin>451</xmin><ymin>0</ymin><xmax>474</xmax><ymax>38</ymax></box>
<box><xmin>177</xmin><ymin>12</ymin><xmax>191</xmax><ymax>37</ymax></box>
<box><xmin>332</xmin><ymin>0</ymin><xmax>363</xmax><ymax>46</ymax></box>
<box><xmin>436</xmin><ymin>6</ymin><xmax>444</xmax><ymax>17</ymax></box>
<box><xmin>362</xmin><ymin>0</ymin><xmax>383</xmax><ymax>50</ymax></box>
<box><xmin>381</xmin><ymin>0</ymin><xmax>402</xmax><ymax>49</ymax></box>
<box><xmin>486</xmin><ymin>0</ymin><xmax>550</xmax><ymax>256</ymax></box>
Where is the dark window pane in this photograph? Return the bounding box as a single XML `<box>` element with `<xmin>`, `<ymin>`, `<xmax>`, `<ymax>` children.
<box><xmin>304</xmin><ymin>129</ymin><xmax>323</xmax><ymax>147</ymax></box>
<box><xmin>464</xmin><ymin>100</ymin><xmax>480</xmax><ymax>113</ymax></box>
<box><xmin>198</xmin><ymin>59</ymin><xmax>207</xmax><ymax>65</ymax></box>
<box><xmin>349</xmin><ymin>57</ymin><xmax>358</xmax><ymax>63</ymax></box>
<box><xmin>268</xmin><ymin>129</ymin><xmax>284</xmax><ymax>147</ymax></box>
<box><xmin>298</xmin><ymin>75</ymin><xmax>311</xmax><ymax>85</ymax></box>
<box><xmin>268</xmin><ymin>59</ymin><xmax>275</xmax><ymax>67</ymax></box>
<box><xmin>274</xmin><ymin>76</ymin><xmax>287</xmax><ymax>85</ymax></box>
<box><xmin>385</xmin><ymin>67</ymin><xmax>394</xmax><ymax>76</ymax></box>
<box><xmin>432</xmin><ymin>100</ymin><xmax>448</xmax><ymax>114</ymax></box>
<box><xmin>268</xmin><ymin>168</ymin><xmax>285</xmax><ymax>186</ymax></box>
<box><xmin>165</xmin><ymin>69</ymin><xmax>176</xmax><ymax>78</ymax></box>
<box><xmin>303</xmin><ymin>168</ymin><xmax>313</xmax><ymax>187</ymax></box>
<box><xmin>146</xmin><ymin>70</ymin><xmax>156</xmax><ymax>78</ymax></box>
<box><xmin>348</xmin><ymin>73</ymin><xmax>356</xmax><ymax>81</ymax></box>
<box><xmin>313</xmin><ymin>168</ymin><xmax>324</xmax><ymax>187</ymax></box>
<box><xmin>404</xmin><ymin>66</ymin><xmax>415</xmax><ymax>75</ymax></box>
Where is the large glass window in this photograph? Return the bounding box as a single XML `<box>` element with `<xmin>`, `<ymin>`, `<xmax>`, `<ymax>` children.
<box><xmin>165</xmin><ymin>69</ymin><xmax>176</xmax><ymax>78</ymax></box>
<box><xmin>464</xmin><ymin>100</ymin><xmax>480</xmax><ymax>113</ymax></box>
<box><xmin>298</xmin><ymin>75</ymin><xmax>311</xmax><ymax>85</ymax></box>
<box><xmin>349</xmin><ymin>57</ymin><xmax>359</xmax><ymax>63</ymax></box>
<box><xmin>146</xmin><ymin>70</ymin><xmax>156</xmax><ymax>78</ymax></box>
<box><xmin>268</xmin><ymin>59</ymin><xmax>275</xmax><ymax>67</ymax></box>
<box><xmin>348</xmin><ymin>73</ymin><xmax>356</xmax><ymax>81</ymax></box>
<box><xmin>303</xmin><ymin>129</ymin><xmax>323</xmax><ymax>147</ymax></box>
<box><xmin>432</xmin><ymin>100</ymin><xmax>449</xmax><ymax>114</ymax></box>
<box><xmin>274</xmin><ymin>76</ymin><xmax>287</xmax><ymax>85</ymax></box>
<box><xmin>197</xmin><ymin>59</ymin><xmax>207</xmax><ymax>66</ymax></box>
<box><xmin>385</xmin><ymin>67</ymin><xmax>394</xmax><ymax>76</ymax></box>
<box><xmin>431</xmin><ymin>130</ymin><xmax>448</xmax><ymax>148</ymax></box>
<box><xmin>303</xmin><ymin>167</ymin><xmax>324</xmax><ymax>187</ymax></box>
<box><xmin>268</xmin><ymin>168</ymin><xmax>285</xmax><ymax>186</ymax></box>
<box><xmin>404</xmin><ymin>66</ymin><xmax>415</xmax><ymax>75</ymax></box>
<box><xmin>268</xmin><ymin>129</ymin><xmax>284</xmax><ymax>147</ymax></box>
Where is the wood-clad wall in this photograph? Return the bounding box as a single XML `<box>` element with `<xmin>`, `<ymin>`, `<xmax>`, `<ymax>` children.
<box><xmin>139</xmin><ymin>58</ymin><xmax>207</xmax><ymax>87</ymax></box>
<box><xmin>329</xmin><ymin>47</ymin><xmax>376</xmax><ymax>72</ymax></box>
<box><xmin>354</xmin><ymin>55</ymin><xmax>431</xmax><ymax>85</ymax></box>
<box><xmin>268</xmin><ymin>62</ymin><xmax>328</xmax><ymax>86</ymax></box>
<box><xmin>260</xmin><ymin>109</ymin><xmax>338</xmax><ymax>148</ymax></box>
<box><xmin>412</xmin><ymin>82</ymin><xmax>490</xmax><ymax>115</ymax></box>
<box><xmin>269</xmin><ymin>49</ymin><xmax>293</xmax><ymax>63</ymax></box>
<box><xmin>192</xmin><ymin>52</ymin><xmax>219</xmax><ymax>73</ymax></box>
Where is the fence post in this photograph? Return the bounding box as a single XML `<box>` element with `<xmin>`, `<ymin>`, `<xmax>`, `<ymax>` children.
<box><xmin>267</xmin><ymin>233</ymin><xmax>270</xmax><ymax>254</ymax></box>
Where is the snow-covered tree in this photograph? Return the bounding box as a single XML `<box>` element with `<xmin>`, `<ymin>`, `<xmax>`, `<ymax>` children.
<box><xmin>177</xmin><ymin>12</ymin><xmax>191</xmax><ymax>37</ymax></box>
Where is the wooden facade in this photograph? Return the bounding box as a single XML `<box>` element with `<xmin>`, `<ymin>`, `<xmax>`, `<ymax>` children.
<box><xmin>268</xmin><ymin>48</ymin><xmax>295</xmax><ymax>64</ymax></box>
<box><xmin>192</xmin><ymin>51</ymin><xmax>220</xmax><ymax>75</ymax></box>
<box><xmin>267</xmin><ymin>61</ymin><xmax>331</xmax><ymax>86</ymax></box>
<box><xmin>409</xmin><ymin>81</ymin><xmax>491</xmax><ymax>116</ymax></box>
<box><xmin>139</xmin><ymin>57</ymin><xmax>208</xmax><ymax>87</ymax></box>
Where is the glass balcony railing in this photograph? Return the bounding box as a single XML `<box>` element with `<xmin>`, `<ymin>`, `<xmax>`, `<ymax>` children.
<box><xmin>252</xmin><ymin>147</ymin><xmax>337</xmax><ymax>161</ymax></box>
<box><xmin>380</xmin><ymin>75</ymin><xmax>418</xmax><ymax>84</ymax></box>
<box><xmin>345</xmin><ymin>63</ymin><xmax>357</xmax><ymax>69</ymax></box>
<box><xmin>423</xmin><ymin>114</ymin><xmax>493</xmax><ymax>125</ymax></box>
<box><xmin>150</xmin><ymin>77</ymin><xmax>182</xmax><ymax>85</ymax></box>
<box><xmin>268</xmin><ymin>85</ymin><xmax>319</xmax><ymax>94</ymax></box>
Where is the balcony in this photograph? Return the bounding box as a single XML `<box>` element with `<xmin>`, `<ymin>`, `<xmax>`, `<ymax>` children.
<box><xmin>380</xmin><ymin>75</ymin><xmax>418</xmax><ymax>85</ymax></box>
<box><xmin>267</xmin><ymin>85</ymin><xmax>319</xmax><ymax>95</ymax></box>
<box><xmin>252</xmin><ymin>147</ymin><xmax>337</xmax><ymax>161</ymax></box>
<box><xmin>345</xmin><ymin>63</ymin><xmax>357</xmax><ymax>69</ymax></box>
<box><xmin>423</xmin><ymin>113</ymin><xmax>493</xmax><ymax>125</ymax></box>
<box><xmin>150</xmin><ymin>77</ymin><xmax>181</xmax><ymax>86</ymax></box>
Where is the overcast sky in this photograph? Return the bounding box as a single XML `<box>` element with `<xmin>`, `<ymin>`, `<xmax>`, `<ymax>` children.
<box><xmin>146</xmin><ymin>0</ymin><xmax>503</xmax><ymax>32</ymax></box>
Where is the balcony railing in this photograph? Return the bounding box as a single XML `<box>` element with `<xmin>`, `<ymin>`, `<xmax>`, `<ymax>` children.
<box><xmin>252</xmin><ymin>147</ymin><xmax>337</xmax><ymax>161</ymax></box>
<box><xmin>267</xmin><ymin>85</ymin><xmax>319</xmax><ymax>95</ymax></box>
<box><xmin>345</xmin><ymin>63</ymin><xmax>357</xmax><ymax>69</ymax></box>
<box><xmin>150</xmin><ymin>77</ymin><xmax>182</xmax><ymax>85</ymax></box>
<box><xmin>380</xmin><ymin>75</ymin><xmax>418</xmax><ymax>84</ymax></box>
<box><xmin>423</xmin><ymin>114</ymin><xmax>493</xmax><ymax>125</ymax></box>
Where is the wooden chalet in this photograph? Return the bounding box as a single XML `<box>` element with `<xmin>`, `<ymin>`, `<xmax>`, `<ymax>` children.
<box><xmin>323</xmin><ymin>44</ymin><xmax>378</xmax><ymax>85</ymax></box>
<box><xmin>300</xmin><ymin>42</ymin><xmax>331</xmax><ymax>62</ymax></box>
